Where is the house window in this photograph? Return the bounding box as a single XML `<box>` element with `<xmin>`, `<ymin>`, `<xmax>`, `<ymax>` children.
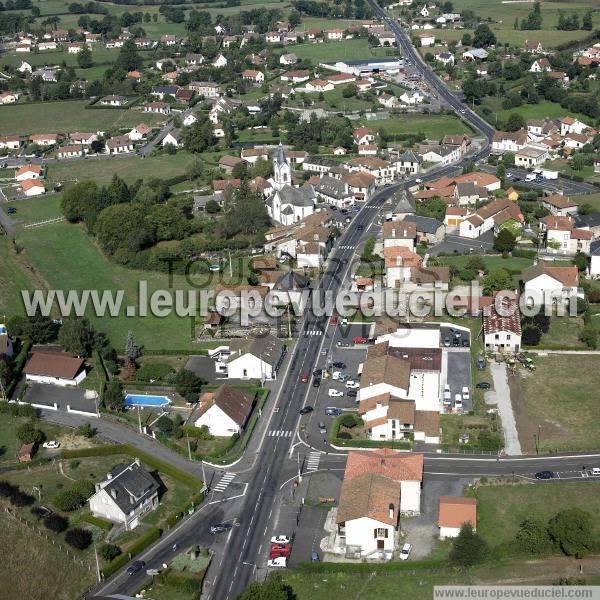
<box><xmin>507</xmin><ymin>335</ymin><xmax>511</xmax><ymax>340</ymax></box>
<box><xmin>243</xmin><ymin>369</ymin><xmax>248</xmax><ymax>377</ymax></box>
<box><xmin>495</xmin><ymin>334</ymin><xmax>499</xmax><ymax>340</ymax></box>
<box><xmin>374</xmin><ymin>528</ymin><xmax>388</xmax><ymax>538</ymax></box>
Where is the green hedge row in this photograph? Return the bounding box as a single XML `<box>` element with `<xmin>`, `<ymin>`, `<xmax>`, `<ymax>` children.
<box><xmin>7</xmin><ymin>339</ymin><xmax>32</xmax><ymax>398</ymax></box>
<box><xmin>511</xmin><ymin>248</ymin><xmax>537</xmax><ymax>260</ymax></box>
<box><xmin>102</xmin><ymin>527</ymin><xmax>161</xmax><ymax>578</ymax></box>
<box><xmin>329</xmin><ymin>414</ymin><xmax>412</xmax><ymax>450</ymax></box>
<box><xmin>82</xmin><ymin>513</ymin><xmax>113</xmax><ymax>531</ymax></box>
<box><xmin>155</xmin><ymin>570</ymin><xmax>205</xmax><ymax>593</ymax></box>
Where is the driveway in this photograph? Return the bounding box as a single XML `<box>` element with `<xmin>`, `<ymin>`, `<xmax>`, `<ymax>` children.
<box><xmin>485</xmin><ymin>362</ymin><xmax>521</xmax><ymax>455</ymax></box>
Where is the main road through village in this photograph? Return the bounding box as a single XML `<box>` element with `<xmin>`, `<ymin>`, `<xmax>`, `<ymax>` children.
<box><xmin>84</xmin><ymin>4</ymin><xmax>600</xmax><ymax>599</ymax></box>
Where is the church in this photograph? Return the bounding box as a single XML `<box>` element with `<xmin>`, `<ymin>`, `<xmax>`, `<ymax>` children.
<box><xmin>266</xmin><ymin>144</ymin><xmax>316</xmax><ymax>226</ymax></box>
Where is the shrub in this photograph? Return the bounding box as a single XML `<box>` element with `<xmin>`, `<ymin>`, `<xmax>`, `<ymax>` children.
<box><xmin>339</xmin><ymin>414</ymin><xmax>361</xmax><ymax>428</ymax></box>
<box><xmin>77</xmin><ymin>423</ymin><xmax>96</xmax><ymax>438</ymax></box>
<box><xmin>0</xmin><ymin>480</ymin><xmax>16</xmax><ymax>498</ymax></box>
<box><xmin>53</xmin><ymin>489</ymin><xmax>83</xmax><ymax>512</ymax></box>
<box><xmin>65</xmin><ymin>527</ymin><xmax>93</xmax><ymax>550</ymax></box>
<box><xmin>10</xmin><ymin>489</ymin><xmax>35</xmax><ymax>507</ymax></box>
<box><xmin>43</xmin><ymin>513</ymin><xmax>69</xmax><ymax>533</ymax></box>
<box><xmin>449</xmin><ymin>523</ymin><xmax>488</xmax><ymax>567</ymax></box>
<box><xmin>16</xmin><ymin>422</ymin><xmax>44</xmax><ymax>445</ymax></box>
<box><xmin>99</xmin><ymin>543</ymin><xmax>122</xmax><ymax>561</ymax></box>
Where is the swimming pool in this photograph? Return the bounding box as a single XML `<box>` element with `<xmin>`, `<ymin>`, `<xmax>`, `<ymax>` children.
<box><xmin>124</xmin><ymin>394</ymin><xmax>171</xmax><ymax>407</ymax></box>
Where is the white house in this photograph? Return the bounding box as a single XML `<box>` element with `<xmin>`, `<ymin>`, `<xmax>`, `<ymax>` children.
<box><xmin>335</xmin><ymin>450</ymin><xmax>423</xmax><ymax>558</ymax></box>
<box><xmin>24</xmin><ymin>352</ymin><xmax>87</xmax><ymax>387</ymax></box>
<box><xmin>400</xmin><ymin>90</ymin><xmax>424</xmax><ymax>105</ymax></box>
<box><xmin>514</xmin><ymin>145</ymin><xmax>549</xmax><ymax>168</ymax></box>
<box><xmin>213</xmin><ymin>334</ymin><xmax>286</xmax><ymax>381</ymax></box>
<box><xmin>483</xmin><ymin>298</ymin><xmax>522</xmax><ymax>353</ymax></box>
<box><xmin>192</xmin><ymin>385</ymin><xmax>254</xmax><ymax>437</ymax></box>
<box><xmin>21</xmin><ymin>180</ymin><xmax>46</xmax><ymax>196</ymax></box>
<box><xmin>491</xmin><ymin>131</ymin><xmax>527</xmax><ymax>154</ymax></box>
<box><xmin>559</xmin><ymin>116</ymin><xmax>589</xmax><ymax>137</ymax></box>
<box><xmin>89</xmin><ymin>460</ymin><xmax>159</xmax><ymax>530</ymax></box>
<box><xmin>590</xmin><ymin>241</ymin><xmax>600</xmax><ymax>277</ymax></box>
<box><xmin>540</xmin><ymin>215</ymin><xmax>593</xmax><ymax>255</ymax></box>
<box><xmin>212</xmin><ymin>53</ymin><xmax>228</xmax><ymax>68</ymax></box>
<box><xmin>522</xmin><ymin>262</ymin><xmax>581</xmax><ymax>307</ymax></box>
<box><xmin>15</xmin><ymin>164</ymin><xmax>42</xmax><ymax>181</ymax></box>
<box><xmin>127</xmin><ymin>123</ymin><xmax>151</xmax><ymax>141</ymax></box>
<box><xmin>419</xmin><ymin>34</ymin><xmax>435</xmax><ymax>47</ymax></box>
<box><xmin>0</xmin><ymin>324</ymin><xmax>13</xmax><ymax>358</ymax></box>
<box><xmin>438</xmin><ymin>497</ymin><xmax>477</xmax><ymax>539</ymax></box>
<box><xmin>162</xmin><ymin>129</ymin><xmax>182</xmax><ymax>147</ymax></box>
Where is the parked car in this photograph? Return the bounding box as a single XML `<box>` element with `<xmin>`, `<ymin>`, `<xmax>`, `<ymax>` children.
<box><xmin>461</xmin><ymin>387</ymin><xmax>470</xmax><ymax>402</ymax></box>
<box><xmin>313</xmin><ymin>368</ymin><xmax>322</xmax><ymax>377</ymax></box>
<box><xmin>7</xmin><ymin>207</ymin><xmax>17</xmax><ymax>214</ymax></box>
<box><xmin>454</xmin><ymin>393</ymin><xmax>463</xmax><ymax>411</ymax></box>
<box><xmin>313</xmin><ymin>378</ymin><xmax>321</xmax><ymax>388</ymax></box>
<box><xmin>269</xmin><ymin>543</ymin><xmax>291</xmax><ymax>558</ymax></box>
<box><xmin>325</xmin><ymin>407</ymin><xmax>342</xmax><ymax>416</ymax></box>
<box><xmin>461</xmin><ymin>339</ymin><xmax>469</xmax><ymax>347</ymax></box>
<box><xmin>332</xmin><ymin>371</ymin><xmax>341</xmax><ymax>380</ymax></box>
<box><xmin>299</xmin><ymin>406</ymin><xmax>314</xmax><ymax>414</ymax></box>
<box><xmin>346</xmin><ymin>390</ymin><xmax>358</xmax><ymax>398</ymax></box>
<box><xmin>267</xmin><ymin>557</ymin><xmax>287</xmax><ymax>567</ymax></box>
<box><xmin>476</xmin><ymin>356</ymin><xmax>486</xmax><ymax>370</ymax></box>
<box><xmin>328</xmin><ymin>389</ymin><xmax>343</xmax><ymax>397</ymax></box>
<box><xmin>330</xmin><ymin>316</ymin><xmax>338</xmax><ymax>325</ymax></box>
<box><xmin>271</xmin><ymin>535</ymin><xmax>291</xmax><ymax>544</ymax></box>
<box><xmin>300</xmin><ymin>372</ymin><xmax>309</xmax><ymax>383</ymax></box>
<box><xmin>42</xmin><ymin>440</ymin><xmax>60</xmax><ymax>449</ymax></box>
<box><xmin>443</xmin><ymin>385</ymin><xmax>451</xmax><ymax>404</ymax></box>
<box><xmin>126</xmin><ymin>560</ymin><xmax>146</xmax><ymax>575</ymax></box>
<box><xmin>345</xmin><ymin>380</ymin><xmax>359</xmax><ymax>389</ymax></box>
<box><xmin>399</xmin><ymin>543</ymin><xmax>412</xmax><ymax>560</ymax></box>
<box><xmin>311</xmin><ymin>551</ymin><xmax>320</xmax><ymax>562</ymax></box>
<box><xmin>318</xmin><ymin>422</ymin><xmax>327</xmax><ymax>434</ymax></box>
<box><xmin>339</xmin><ymin>374</ymin><xmax>350</xmax><ymax>383</ymax></box>
<box><xmin>591</xmin><ymin>468</ymin><xmax>600</xmax><ymax>476</ymax></box>
<box><xmin>353</xmin><ymin>336</ymin><xmax>367</xmax><ymax>344</ymax></box>
<box><xmin>443</xmin><ymin>337</ymin><xmax>451</xmax><ymax>347</ymax></box>
<box><xmin>476</xmin><ymin>382</ymin><xmax>491</xmax><ymax>390</ymax></box>
<box><xmin>210</xmin><ymin>523</ymin><xmax>232</xmax><ymax>534</ymax></box>
<box><xmin>535</xmin><ymin>471</ymin><xmax>555</xmax><ymax>480</ymax></box>
<box><xmin>332</xmin><ymin>362</ymin><xmax>346</xmax><ymax>369</ymax></box>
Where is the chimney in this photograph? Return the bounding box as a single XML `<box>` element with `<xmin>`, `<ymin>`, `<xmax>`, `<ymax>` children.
<box><xmin>389</xmin><ymin>503</ymin><xmax>394</xmax><ymax>520</ymax></box>
<box><xmin>110</xmin><ymin>488</ymin><xmax>117</xmax><ymax>499</ymax></box>
<box><xmin>391</xmin><ymin>228</ymin><xmax>395</xmax><ymax>237</ymax></box>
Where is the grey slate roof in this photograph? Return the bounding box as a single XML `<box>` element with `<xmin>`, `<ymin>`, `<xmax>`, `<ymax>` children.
<box><xmin>101</xmin><ymin>461</ymin><xmax>159</xmax><ymax>514</ymax></box>
<box><xmin>396</xmin><ymin>151</ymin><xmax>421</xmax><ymax>164</ymax></box>
<box><xmin>591</xmin><ymin>239</ymin><xmax>600</xmax><ymax>256</ymax></box>
<box><xmin>390</xmin><ymin>189</ymin><xmax>415</xmax><ymax>214</ymax></box>
<box><xmin>231</xmin><ymin>333</ymin><xmax>285</xmax><ymax>366</ymax></box>
<box><xmin>404</xmin><ymin>214</ymin><xmax>443</xmax><ymax>234</ymax></box>
<box><xmin>574</xmin><ymin>213</ymin><xmax>600</xmax><ymax>229</ymax></box>
<box><xmin>278</xmin><ymin>184</ymin><xmax>315</xmax><ymax>207</ymax></box>
<box><xmin>274</xmin><ymin>142</ymin><xmax>286</xmax><ymax>167</ymax></box>
<box><xmin>314</xmin><ymin>175</ymin><xmax>350</xmax><ymax>200</ymax></box>
<box><xmin>273</xmin><ymin>271</ymin><xmax>311</xmax><ymax>291</ymax></box>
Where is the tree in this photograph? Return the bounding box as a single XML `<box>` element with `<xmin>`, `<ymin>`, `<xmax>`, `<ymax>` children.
<box><xmin>95</xmin><ymin>202</ymin><xmax>155</xmax><ymax>257</ymax></box>
<box><xmin>100</xmin><ymin>544</ymin><xmax>122</xmax><ymax>561</ymax></box>
<box><xmin>77</xmin><ymin>422</ymin><xmax>96</xmax><ymax>438</ymax></box>
<box><xmin>461</xmin><ymin>33</ymin><xmax>472</xmax><ymax>46</ymax></box>
<box><xmin>416</xmin><ymin>197</ymin><xmax>446</xmax><ymax>221</ymax></box>
<box><xmin>104</xmin><ymin>379</ymin><xmax>125</xmax><ymax>411</ymax></box>
<box><xmin>473</xmin><ymin>24</ymin><xmax>496</xmax><ymax>48</ymax></box>
<box><xmin>155</xmin><ymin>415</ymin><xmax>174</xmax><ymax>435</ymax></box>
<box><xmin>482</xmin><ymin>268</ymin><xmax>512</xmax><ymax>295</ymax></box>
<box><xmin>174</xmin><ymin>368</ymin><xmax>205</xmax><ymax>403</ymax></box>
<box><xmin>125</xmin><ymin>331</ymin><xmax>141</xmax><ymax>363</ymax></box>
<box><xmin>579</xmin><ymin>324</ymin><xmax>598</xmax><ymax>349</ymax></box>
<box><xmin>53</xmin><ymin>489</ymin><xmax>84</xmax><ymax>511</ymax></box>
<box><xmin>43</xmin><ymin>513</ymin><xmax>69</xmax><ymax>533</ymax></box>
<box><xmin>522</xmin><ymin>325</ymin><xmax>542</xmax><ymax>346</ymax></box>
<box><xmin>58</xmin><ymin>317</ymin><xmax>95</xmax><ymax>357</ymax></box>
<box><xmin>515</xmin><ymin>518</ymin><xmax>551</xmax><ymax>554</ymax></box>
<box><xmin>65</xmin><ymin>528</ymin><xmax>93</xmax><ymax>550</ymax></box>
<box><xmin>186</xmin><ymin>159</ymin><xmax>203</xmax><ymax>181</ymax></box>
<box><xmin>582</xmin><ymin>10</ymin><xmax>593</xmax><ymax>31</ymax></box>
<box><xmin>521</xmin><ymin>1</ymin><xmax>542</xmax><ymax>30</ymax></box>
<box><xmin>548</xmin><ymin>508</ymin><xmax>593</xmax><ymax>557</ymax></box>
<box><xmin>0</xmin><ymin>355</ymin><xmax>13</xmax><ymax>390</ymax></box>
<box><xmin>8</xmin><ymin>311</ymin><xmax>58</xmax><ymax>343</ymax></box>
<box><xmin>342</xmin><ymin>83</ymin><xmax>358</xmax><ymax>98</ymax></box>
<box><xmin>449</xmin><ymin>523</ymin><xmax>488</xmax><ymax>567</ymax></box>
<box><xmin>77</xmin><ymin>45</ymin><xmax>93</xmax><ymax>69</ymax></box>
<box><xmin>236</xmin><ymin>573</ymin><xmax>296</xmax><ymax>600</ymax></box>
<box><xmin>116</xmin><ymin>38</ymin><xmax>141</xmax><ymax>71</ymax></box>
<box><xmin>61</xmin><ymin>180</ymin><xmax>100</xmax><ymax>225</ymax></box>
<box><xmin>573</xmin><ymin>251</ymin><xmax>587</xmax><ymax>272</ymax></box>
<box><xmin>16</xmin><ymin>422</ymin><xmax>44</xmax><ymax>445</ymax></box>
<box><xmin>184</xmin><ymin>118</ymin><xmax>216</xmax><ymax>153</ymax></box>
<box><xmin>494</xmin><ymin>228</ymin><xmax>516</xmax><ymax>253</ymax></box>
<box><xmin>505</xmin><ymin>113</ymin><xmax>526</xmax><ymax>132</ymax></box>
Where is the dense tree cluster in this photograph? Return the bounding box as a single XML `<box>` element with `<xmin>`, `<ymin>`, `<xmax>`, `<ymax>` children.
<box><xmin>287</xmin><ymin>114</ymin><xmax>353</xmax><ymax>151</ymax></box>
<box><xmin>292</xmin><ymin>0</ymin><xmax>372</xmax><ymax>20</ymax></box>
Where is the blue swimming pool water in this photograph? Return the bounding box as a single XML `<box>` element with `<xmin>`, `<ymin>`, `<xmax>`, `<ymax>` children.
<box><xmin>124</xmin><ymin>394</ymin><xmax>170</xmax><ymax>407</ymax></box>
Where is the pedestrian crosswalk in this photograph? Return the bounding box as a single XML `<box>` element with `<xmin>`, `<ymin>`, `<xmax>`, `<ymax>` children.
<box><xmin>304</xmin><ymin>329</ymin><xmax>323</xmax><ymax>337</ymax></box>
<box><xmin>306</xmin><ymin>451</ymin><xmax>321</xmax><ymax>472</ymax></box>
<box><xmin>213</xmin><ymin>472</ymin><xmax>235</xmax><ymax>492</ymax></box>
<box><xmin>268</xmin><ymin>430</ymin><xmax>293</xmax><ymax>437</ymax></box>
<box><xmin>337</xmin><ymin>244</ymin><xmax>355</xmax><ymax>250</ymax></box>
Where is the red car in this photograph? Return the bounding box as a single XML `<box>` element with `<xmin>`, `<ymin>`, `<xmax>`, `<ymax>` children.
<box><xmin>300</xmin><ymin>372</ymin><xmax>309</xmax><ymax>383</ymax></box>
<box><xmin>330</xmin><ymin>316</ymin><xmax>338</xmax><ymax>325</ymax></box>
<box><xmin>269</xmin><ymin>543</ymin><xmax>291</xmax><ymax>559</ymax></box>
<box><xmin>353</xmin><ymin>336</ymin><xmax>368</xmax><ymax>344</ymax></box>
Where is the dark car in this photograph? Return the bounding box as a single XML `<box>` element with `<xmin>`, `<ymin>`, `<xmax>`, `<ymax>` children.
<box><xmin>452</xmin><ymin>338</ymin><xmax>459</xmax><ymax>347</ymax></box>
<box><xmin>332</xmin><ymin>362</ymin><xmax>346</xmax><ymax>369</ymax></box>
<box><xmin>311</xmin><ymin>551</ymin><xmax>320</xmax><ymax>562</ymax></box>
<box><xmin>461</xmin><ymin>339</ymin><xmax>469</xmax><ymax>347</ymax></box>
<box><xmin>210</xmin><ymin>523</ymin><xmax>233</xmax><ymax>534</ymax></box>
<box><xmin>313</xmin><ymin>378</ymin><xmax>321</xmax><ymax>388</ymax></box>
<box><xmin>126</xmin><ymin>560</ymin><xmax>145</xmax><ymax>575</ymax></box>
<box><xmin>476</xmin><ymin>382</ymin><xmax>491</xmax><ymax>389</ymax></box>
<box><xmin>346</xmin><ymin>389</ymin><xmax>358</xmax><ymax>398</ymax></box>
<box><xmin>7</xmin><ymin>207</ymin><xmax>17</xmax><ymax>214</ymax></box>
<box><xmin>313</xmin><ymin>368</ymin><xmax>322</xmax><ymax>377</ymax></box>
<box><xmin>357</xmin><ymin>224</ymin><xmax>364</xmax><ymax>230</ymax></box>
<box><xmin>535</xmin><ymin>470</ymin><xmax>555</xmax><ymax>480</ymax></box>
<box><xmin>299</xmin><ymin>406</ymin><xmax>314</xmax><ymax>415</ymax></box>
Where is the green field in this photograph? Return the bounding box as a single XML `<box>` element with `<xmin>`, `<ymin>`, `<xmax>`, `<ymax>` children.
<box><xmin>0</xmin><ymin>512</ymin><xmax>95</xmax><ymax>600</ymax></box>
<box><xmin>357</xmin><ymin>114</ymin><xmax>472</xmax><ymax>140</ymax></box>
<box><xmin>46</xmin><ymin>151</ymin><xmax>204</xmax><ymax>186</ymax></box>
<box><xmin>474</xmin><ymin>481</ymin><xmax>600</xmax><ymax>548</ymax></box>
<box><xmin>0</xmin><ymin>100</ymin><xmax>165</xmax><ymax>136</ymax></box>
<box><xmin>436</xmin><ymin>254</ymin><xmax>534</xmax><ymax>273</ymax></box>
<box><xmin>292</xmin><ymin>39</ymin><xmax>390</xmax><ymax>63</ymax></box>
<box><xmin>0</xmin><ymin>236</ymin><xmax>37</xmax><ymax>317</ymax></box>
<box><xmin>518</xmin><ymin>355</ymin><xmax>600</xmax><ymax>453</ymax></box>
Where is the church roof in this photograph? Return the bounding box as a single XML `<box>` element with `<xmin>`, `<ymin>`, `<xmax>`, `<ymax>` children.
<box><xmin>274</xmin><ymin>143</ymin><xmax>286</xmax><ymax>167</ymax></box>
<box><xmin>277</xmin><ymin>184</ymin><xmax>315</xmax><ymax>207</ymax></box>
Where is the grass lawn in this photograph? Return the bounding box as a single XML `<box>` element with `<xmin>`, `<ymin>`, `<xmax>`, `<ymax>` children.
<box><xmin>436</xmin><ymin>254</ymin><xmax>533</xmax><ymax>273</ymax></box>
<box><xmin>13</xmin><ymin>220</ymin><xmax>251</xmax><ymax>350</ymax></box>
<box><xmin>480</xmin><ymin>99</ymin><xmax>594</xmax><ymax>128</ymax></box>
<box><xmin>46</xmin><ymin>152</ymin><xmax>197</xmax><ymax>186</ymax></box>
<box><xmin>577</xmin><ymin>193</ymin><xmax>600</xmax><ymax>211</ymax></box>
<box><xmin>6</xmin><ymin>193</ymin><xmax>63</xmax><ymax>225</ymax></box>
<box><xmin>0</xmin><ymin>100</ymin><xmax>165</xmax><ymax>136</ymax></box>
<box><xmin>474</xmin><ymin>482</ymin><xmax>600</xmax><ymax>549</ymax></box>
<box><xmin>0</xmin><ymin>236</ymin><xmax>40</xmax><ymax>317</ymax></box>
<box><xmin>0</xmin><ymin>511</ymin><xmax>95</xmax><ymax>600</ymax></box>
<box><xmin>356</xmin><ymin>114</ymin><xmax>472</xmax><ymax>139</ymax></box>
<box><xmin>292</xmin><ymin>39</ymin><xmax>390</xmax><ymax>63</ymax></box>
<box><xmin>535</xmin><ymin>316</ymin><xmax>587</xmax><ymax>350</ymax></box>
<box><xmin>517</xmin><ymin>355</ymin><xmax>600</xmax><ymax>453</ymax></box>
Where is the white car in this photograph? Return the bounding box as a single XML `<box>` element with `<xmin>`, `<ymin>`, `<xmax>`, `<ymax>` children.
<box><xmin>331</xmin><ymin>371</ymin><xmax>341</xmax><ymax>380</ymax></box>
<box><xmin>42</xmin><ymin>441</ymin><xmax>60</xmax><ymax>449</ymax></box>
<box><xmin>454</xmin><ymin>393</ymin><xmax>463</xmax><ymax>411</ymax></box>
<box><xmin>400</xmin><ymin>543</ymin><xmax>412</xmax><ymax>560</ymax></box>
<box><xmin>267</xmin><ymin>557</ymin><xmax>287</xmax><ymax>568</ymax></box>
<box><xmin>328</xmin><ymin>389</ymin><xmax>344</xmax><ymax>397</ymax></box>
<box><xmin>443</xmin><ymin>384</ymin><xmax>451</xmax><ymax>403</ymax></box>
<box><xmin>345</xmin><ymin>380</ymin><xmax>359</xmax><ymax>389</ymax></box>
<box><xmin>271</xmin><ymin>535</ymin><xmax>291</xmax><ymax>545</ymax></box>
<box><xmin>461</xmin><ymin>386</ymin><xmax>470</xmax><ymax>402</ymax></box>
<box><xmin>591</xmin><ymin>467</ymin><xmax>600</xmax><ymax>476</ymax></box>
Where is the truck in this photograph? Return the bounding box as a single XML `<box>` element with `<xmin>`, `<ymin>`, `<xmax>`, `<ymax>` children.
<box><xmin>541</xmin><ymin>169</ymin><xmax>558</xmax><ymax>180</ymax></box>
